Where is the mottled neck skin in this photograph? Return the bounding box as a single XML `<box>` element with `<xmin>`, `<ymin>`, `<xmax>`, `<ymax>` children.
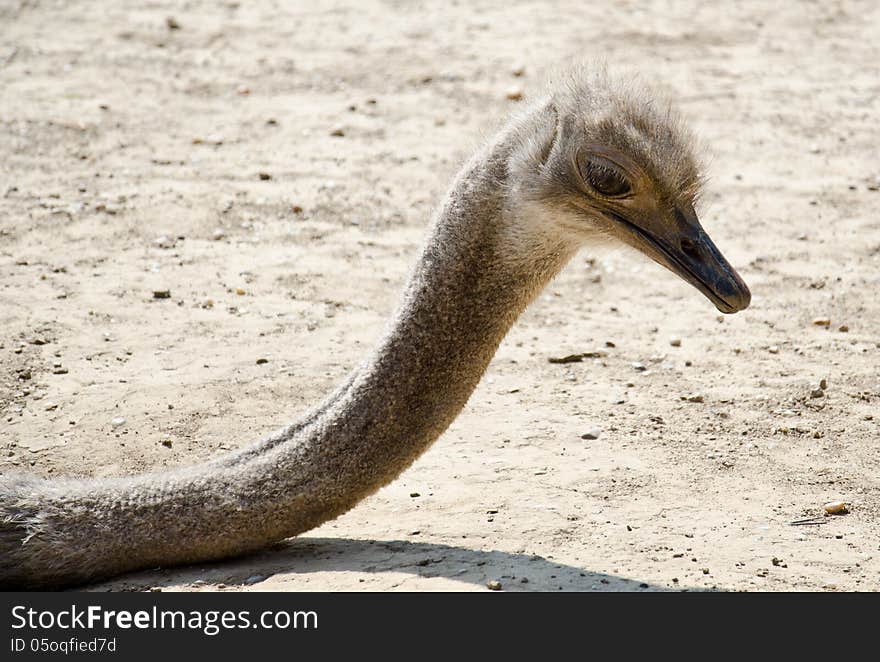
<box><xmin>0</xmin><ymin>114</ymin><xmax>578</xmax><ymax>588</ymax></box>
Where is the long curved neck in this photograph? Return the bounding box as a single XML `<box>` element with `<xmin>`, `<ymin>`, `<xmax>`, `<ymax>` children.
<box><xmin>5</xmin><ymin>123</ymin><xmax>578</xmax><ymax>588</ymax></box>
<box><xmin>162</xmin><ymin>142</ymin><xmax>576</xmax><ymax>557</ymax></box>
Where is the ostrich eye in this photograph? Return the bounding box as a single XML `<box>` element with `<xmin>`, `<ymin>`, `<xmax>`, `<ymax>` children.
<box><xmin>584</xmin><ymin>159</ymin><xmax>631</xmax><ymax>197</ymax></box>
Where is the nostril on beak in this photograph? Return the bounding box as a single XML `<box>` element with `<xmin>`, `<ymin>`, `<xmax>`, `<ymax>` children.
<box><xmin>680</xmin><ymin>237</ymin><xmax>699</xmax><ymax>259</ymax></box>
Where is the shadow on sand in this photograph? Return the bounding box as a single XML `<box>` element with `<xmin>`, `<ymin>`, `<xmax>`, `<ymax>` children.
<box><xmin>92</xmin><ymin>537</ymin><xmax>694</xmax><ymax>592</ymax></box>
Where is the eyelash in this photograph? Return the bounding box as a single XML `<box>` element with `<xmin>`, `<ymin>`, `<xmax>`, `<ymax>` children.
<box><xmin>584</xmin><ymin>160</ymin><xmax>631</xmax><ymax>197</ymax></box>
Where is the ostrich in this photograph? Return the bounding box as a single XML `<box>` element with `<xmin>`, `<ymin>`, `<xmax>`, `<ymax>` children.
<box><xmin>0</xmin><ymin>68</ymin><xmax>750</xmax><ymax>589</ymax></box>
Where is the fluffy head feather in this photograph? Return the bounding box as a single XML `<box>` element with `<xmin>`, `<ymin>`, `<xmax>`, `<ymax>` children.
<box><xmin>501</xmin><ymin>64</ymin><xmax>749</xmax><ymax>314</ymax></box>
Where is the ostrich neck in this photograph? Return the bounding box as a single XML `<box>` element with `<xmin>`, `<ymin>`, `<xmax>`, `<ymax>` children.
<box><xmin>29</xmin><ymin>137</ymin><xmax>578</xmax><ymax>582</ymax></box>
<box><xmin>197</xmin><ymin>150</ymin><xmax>577</xmax><ymax>547</ymax></box>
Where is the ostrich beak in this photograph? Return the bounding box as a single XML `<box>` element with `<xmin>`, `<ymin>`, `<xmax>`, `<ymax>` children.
<box><xmin>607</xmin><ymin>205</ymin><xmax>751</xmax><ymax>314</ymax></box>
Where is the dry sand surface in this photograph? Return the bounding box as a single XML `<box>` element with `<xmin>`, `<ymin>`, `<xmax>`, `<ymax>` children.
<box><xmin>1</xmin><ymin>1</ymin><xmax>879</xmax><ymax>592</ymax></box>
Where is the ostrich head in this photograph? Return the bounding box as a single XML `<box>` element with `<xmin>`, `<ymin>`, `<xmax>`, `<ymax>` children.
<box><xmin>510</xmin><ymin>68</ymin><xmax>751</xmax><ymax>314</ymax></box>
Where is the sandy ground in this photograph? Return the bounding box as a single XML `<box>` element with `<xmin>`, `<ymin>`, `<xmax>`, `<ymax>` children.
<box><xmin>1</xmin><ymin>0</ymin><xmax>879</xmax><ymax>592</ymax></box>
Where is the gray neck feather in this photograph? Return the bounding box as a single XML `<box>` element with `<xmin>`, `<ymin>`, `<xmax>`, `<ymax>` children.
<box><xmin>1</xmin><ymin>108</ymin><xmax>578</xmax><ymax>587</ymax></box>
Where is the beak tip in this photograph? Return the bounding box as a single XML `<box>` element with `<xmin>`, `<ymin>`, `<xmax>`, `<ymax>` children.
<box><xmin>716</xmin><ymin>283</ymin><xmax>751</xmax><ymax>314</ymax></box>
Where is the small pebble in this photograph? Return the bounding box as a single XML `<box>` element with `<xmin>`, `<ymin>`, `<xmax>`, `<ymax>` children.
<box><xmin>111</xmin><ymin>417</ymin><xmax>126</xmax><ymax>428</ymax></box>
<box><xmin>165</xmin><ymin>16</ymin><xmax>181</xmax><ymax>30</ymax></box>
<box><xmin>580</xmin><ymin>427</ymin><xmax>601</xmax><ymax>440</ymax></box>
<box><xmin>631</xmin><ymin>362</ymin><xmax>646</xmax><ymax>371</ymax></box>
<box><xmin>409</xmin><ymin>492</ymin><xmax>420</xmax><ymax>498</ymax></box>
<box><xmin>95</xmin><ymin>202</ymin><xmax>120</xmax><ymax>215</ymax></box>
<box><xmin>812</xmin><ymin>317</ymin><xmax>831</xmax><ymax>327</ymax></box>
<box><xmin>212</xmin><ymin>228</ymin><xmax>226</xmax><ymax>240</ymax></box>
<box><xmin>255</xmin><ymin>358</ymin><xmax>268</xmax><ymax>365</ymax></box>
<box><xmin>511</xmin><ymin>64</ymin><xmax>526</xmax><ymax>77</ymax></box>
<box><xmin>768</xmin><ymin>345</ymin><xmax>779</xmax><ymax>354</ymax></box>
<box><xmin>235</xmin><ymin>288</ymin><xmax>246</xmax><ymax>295</ymax></box>
<box><xmin>823</xmin><ymin>501</ymin><xmax>849</xmax><ymax>515</ymax></box>
<box><xmin>505</xmin><ymin>86</ymin><xmax>523</xmax><ymax>101</ymax></box>
<box><xmin>258</xmin><ymin>172</ymin><xmax>272</xmax><ymax>181</ymax></box>
<box><xmin>329</xmin><ymin>125</ymin><xmax>345</xmax><ymax>137</ymax></box>
<box><xmin>161</xmin><ymin>439</ymin><xmax>172</xmax><ymax>448</ymax></box>
<box><xmin>810</xmin><ymin>388</ymin><xmax>824</xmax><ymax>399</ymax></box>
<box><xmin>838</xmin><ymin>324</ymin><xmax>849</xmax><ymax>332</ymax></box>
<box><xmin>819</xmin><ymin>378</ymin><xmax>828</xmax><ymax>390</ymax></box>
<box><xmin>153</xmin><ymin>290</ymin><xmax>171</xmax><ymax>299</ymax></box>
<box><xmin>486</xmin><ymin>580</ymin><xmax>503</xmax><ymax>591</ymax></box>
<box><xmin>669</xmin><ymin>337</ymin><xmax>681</xmax><ymax>347</ymax></box>
<box><xmin>548</xmin><ymin>354</ymin><xmax>582</xmax><ymax>364</ymax></box>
